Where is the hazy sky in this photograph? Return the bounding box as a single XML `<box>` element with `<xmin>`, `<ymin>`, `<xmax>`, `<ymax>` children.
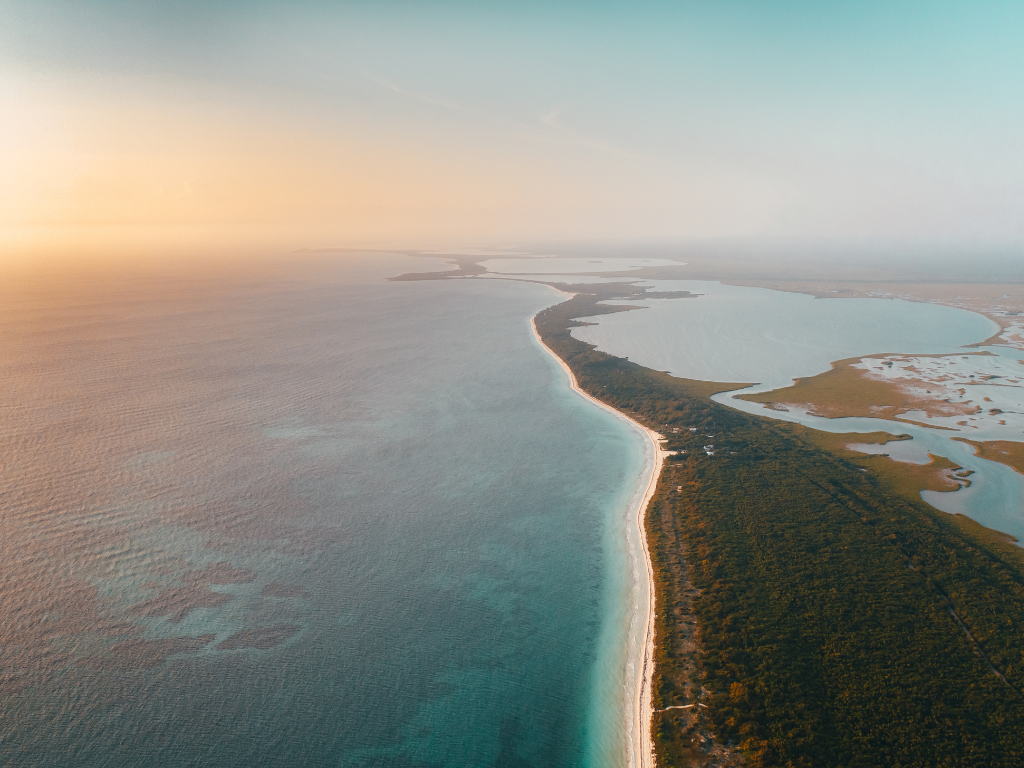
<box><xmin>3</xmin><ymin>1</ymin><xmax>1023</xmax><ymax>258</ymax></box>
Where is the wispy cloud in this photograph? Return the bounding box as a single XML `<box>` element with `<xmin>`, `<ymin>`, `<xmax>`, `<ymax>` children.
<box><xmin>359</xmin><ymin>69</ymin><xmax>471</xmax><ymax>113</ymax></box>
<box><xmin>540</xmin><ymin>104</ymin><xmax>642</xmax><ymax>160</ymax></box>
<box><xmin>360</xmin><ymin>69</ymin><xmax>642</xmax><ymax>160</ymax></box>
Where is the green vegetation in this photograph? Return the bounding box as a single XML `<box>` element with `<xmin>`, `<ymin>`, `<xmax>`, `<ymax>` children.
<box><xmin>536</xmin><ymin>286</ymin><xmax>1024</xmax><ymax>767</ymax></box>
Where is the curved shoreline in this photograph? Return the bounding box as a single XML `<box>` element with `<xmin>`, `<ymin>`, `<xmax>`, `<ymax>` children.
<box><xmin>531</xmin><ymin>316</ymin><xmax>665</xmax><ymax>768</ymax></box>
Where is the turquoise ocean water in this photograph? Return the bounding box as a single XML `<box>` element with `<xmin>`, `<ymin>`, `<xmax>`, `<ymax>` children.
<box><xmin>0</xmin><ymin>254</ymin><xmax>646</xmax><ymax>767</ymax></box>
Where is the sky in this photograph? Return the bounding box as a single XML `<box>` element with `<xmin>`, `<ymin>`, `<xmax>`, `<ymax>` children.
<box><xmin>2</xmin><ymin>0</ymin><xmax>1024</xmax><ymax>261</ymax></box>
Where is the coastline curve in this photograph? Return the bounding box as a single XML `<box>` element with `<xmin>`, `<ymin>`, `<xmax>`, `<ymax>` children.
<box><xmin>531</xmin><ymin>316</ymin><xmax>665</xmax><ymax>768</ymax></box>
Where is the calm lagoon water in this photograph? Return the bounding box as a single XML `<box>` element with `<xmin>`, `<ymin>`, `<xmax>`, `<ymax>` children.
<box><xmin>0</xmin><ymin>254</ymin><xmax>647</xmax><ymax>767</ymax></box>
<box><xmin>573</xmin><ymin>280</ymin><xmax>998</xmax><ymax>389</ymax></box>
<box><xmin>572</xmin><ymin>279</ymin><xmax>1024</xmax><ymax>543</ymax></box>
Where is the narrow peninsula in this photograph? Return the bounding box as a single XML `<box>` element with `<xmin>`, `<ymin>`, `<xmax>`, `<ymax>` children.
<box><xmin>395</xmin><ymin>257</ymin><xmax>1024</xmax><ymax>767</ymax></box>
<box><xmin>533</xmin><ymin>283</ymin><xmax>1024</xmax><ymax>767</ymax></box>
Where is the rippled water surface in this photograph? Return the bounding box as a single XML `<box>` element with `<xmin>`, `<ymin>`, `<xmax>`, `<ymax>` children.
<box><xmin>0</xmin><ymin>254</ymin><xmax>646</xmax><ymax>767</ymax></box>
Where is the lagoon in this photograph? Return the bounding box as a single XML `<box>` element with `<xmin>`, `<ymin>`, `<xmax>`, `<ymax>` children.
<box><xmin>573</xmin><ymin>280</ymin><xmax>998</xmax><ymax>389</ymax></box>
<box><xmin>571</xmin><ymin>279</ymin><xmax>1024</xmax><ymax>543</ymax></box>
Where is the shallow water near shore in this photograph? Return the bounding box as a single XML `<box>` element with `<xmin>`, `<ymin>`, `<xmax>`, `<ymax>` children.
<box><xmin>0</xmin><ymin>254</ymin><xmax>647</xmax><ymax>767</ymax></box>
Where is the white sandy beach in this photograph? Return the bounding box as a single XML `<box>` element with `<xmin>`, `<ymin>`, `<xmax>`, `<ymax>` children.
<box><xmin>531</xmin><ymin>317</ymin><xmax>666</xmax><ymax>768</ymax></box>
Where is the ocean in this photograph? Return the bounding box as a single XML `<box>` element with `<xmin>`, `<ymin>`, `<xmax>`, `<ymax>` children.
<box><xmin>0</xmin><ymin>253</ymin><xmax>647</xmax><ymax>767</ymax></box>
